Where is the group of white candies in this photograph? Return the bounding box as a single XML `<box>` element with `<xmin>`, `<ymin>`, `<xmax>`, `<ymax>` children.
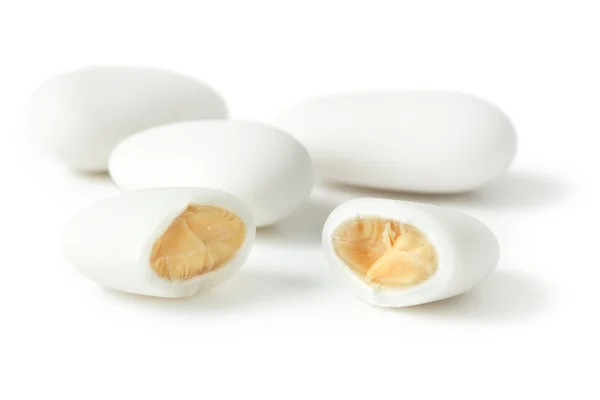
<box><xmin>31</xmin><ymin>66</ymin><xmax>516</xmax><ymax>307</ymax></box>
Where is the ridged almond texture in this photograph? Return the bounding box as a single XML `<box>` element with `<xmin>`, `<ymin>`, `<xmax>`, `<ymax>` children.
<box><xmin>332</xmin><ymin>217</ymin><xmax>437</xmax><ymax>288</ymax></box>
<box><xmin>150</xmin><ymin>205</ymin><xmax>246</xmax><ymax>280</ymax></box>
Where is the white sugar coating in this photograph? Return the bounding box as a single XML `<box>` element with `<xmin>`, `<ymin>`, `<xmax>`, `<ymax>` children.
<box><xmin>274</xmin><ymin>91</ymin><xmax>516</xmax><ymax>193</ymax></box>
<box><xmin>109</xmin><ymin>120</ymin><xmax>313</xmax><ymax>227</ymax></box>
<box><xmin>322</xmin><ymin>198</ymin><xmax>499</xmax><ymax>307</ymax></box>
<box><xmin>63</xmin><ymin>187</ymin><xmax>255</xmax><ymax>298</ymax></box>
<box><xmin>30</xmin><ymin>66</ymin><xmax>227</xmax><ymax>172</ymax></box>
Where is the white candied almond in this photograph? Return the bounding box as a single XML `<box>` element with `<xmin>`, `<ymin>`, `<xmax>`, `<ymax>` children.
<box><xmin>274</xmin><ymin>91</ymin><xmax>516</xmax><ymax>193</ymax></box>
<box><xmin>108</xmin><ymin>120</ymin><xmax>313</xmax><ymax>227</ymax></box>
<box><xmin>30</xmin><ymin>66</ymin><xmax>227</xmax><ymax>172</ymax></box>
<box><xmin>322</xmin><ymin>198</ymin><xmax>499</xmax><ymax>307</ymax></box>
<box><xmin>63</xmin><ymin>187</ymin><xmax>255</xmax><ymax>298</ymax></box>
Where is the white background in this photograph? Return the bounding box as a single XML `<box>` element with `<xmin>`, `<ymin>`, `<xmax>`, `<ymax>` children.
<box><xmin>1</xmin><ymin>1</ymin><xmax>598</xmax><ymax>398</ymax></box>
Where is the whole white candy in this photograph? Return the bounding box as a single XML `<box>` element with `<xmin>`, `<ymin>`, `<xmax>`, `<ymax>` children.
<box><xmin>322</xmin><ymin>198</ymin><xmax>499</xmax><ymax>307</ymax></box>
<box><xmin>274</xmin><ymin>91</ymin><xmax>517</xmax><ymax>193</ymax></box>
<box><xmin>63</xmin><ymin>187</ymin><xmax>255</xmax><ymax>298</ymax></box>
<box><xmin>109</xmin><ymin>120</ymin><xmax>313</xmax><ymax>227</ymax></box>
<box><xmin>30</xmin><ymin>66</ymin><xmax>227</xmax><ymax>172</ymax></box>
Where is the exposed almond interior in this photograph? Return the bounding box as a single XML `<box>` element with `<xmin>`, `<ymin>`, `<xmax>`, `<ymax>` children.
<box><xmin>332</xmin><ymin>217</ymin><xmax>437</xmax><ymax>288</ymax></box>
<box><xmin>150</xmin><ymin>205</ymin><xmax>246</xmax><ymax>280</ymax></box>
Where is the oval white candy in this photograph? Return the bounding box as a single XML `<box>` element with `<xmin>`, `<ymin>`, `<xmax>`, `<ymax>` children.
<box><xmin>109</xmin><ymin>120</ymin><xmax>313</xmax><ymax>227</ymax></box>
<box><xmin>30</xmin><ymin>66</ymin><xmax>227</xmax><ymax>172</ymax></box>
<box><xmin>63</xmin><ymin>187</ymin><xmax>255</xmax><ymax>298</ymax></box>
<box><xmin>274</xmin><ymin>91</ymin><xmax>517</xmax><ymax>193</ymax></box>
<box><xmin>322</xmin><ymin>198</ymin><xmax>499</xmax><ymax>307</ymax></box>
